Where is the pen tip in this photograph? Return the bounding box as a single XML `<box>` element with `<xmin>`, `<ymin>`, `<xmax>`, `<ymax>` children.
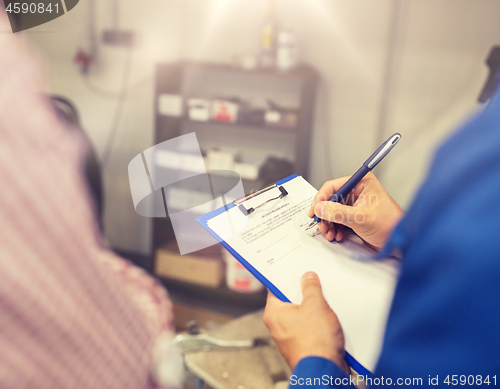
<box><xmin>305</xmin><ymin>220</ymin><xmax>318</xmax><ymax>231</ymax></box>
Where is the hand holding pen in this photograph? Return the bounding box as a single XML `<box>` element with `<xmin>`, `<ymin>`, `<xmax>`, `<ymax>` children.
<box><xmin>307</xmin><ymin>133</ymin><xmax>405</xmax><ymax>251</ymax></box>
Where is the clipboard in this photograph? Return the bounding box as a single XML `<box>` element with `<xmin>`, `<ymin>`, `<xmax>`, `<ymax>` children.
<box><xmin>197</xmin><ymin>174</ymin><xmax>299</xmax><ymax>303</ymax></box>
<box><xmin>197</xmin><ymin>174</ymin><xmax>391</xmax><ymax>376</ymax></box>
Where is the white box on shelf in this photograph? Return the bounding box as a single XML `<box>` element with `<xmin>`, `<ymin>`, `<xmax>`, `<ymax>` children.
<box><xmin>158</xmin><ymin>94</ymin><xmax>183</xmax><ymax>117</ymax></box>
<box><xmin>187</xmin><ymin>98</ymin><xmax>211</xmax><ymax>121</ymax></box>
<box><xmin>233</xmin><ymin>162</ymin><xmax>259</xmax><ymax>181</ymax></box>
<box><xmin>206</xmin><ymin>150</ymin><xmax>235</xmax><ymax>171</ymax></box>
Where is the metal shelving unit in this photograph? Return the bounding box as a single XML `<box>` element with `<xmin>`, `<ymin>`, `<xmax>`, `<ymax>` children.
<box><xmin>152</xmin><ymin>61</ymin><xmax>318</xmax><ymax>318</ymax></box>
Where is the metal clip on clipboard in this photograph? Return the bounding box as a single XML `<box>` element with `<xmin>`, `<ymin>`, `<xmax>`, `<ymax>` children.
<box><xmin>233</xmin><ymin>183</ymin><xmax>288</xmax><ymax>216</ymax></box>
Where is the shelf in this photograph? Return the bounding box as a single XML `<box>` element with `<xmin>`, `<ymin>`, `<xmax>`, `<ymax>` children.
<box><xmin>182</xmin><ymin>118</ymin><xmax>297</xmax><ymax>133</ymax></box>
<box><xmin>159</xmin><ymin>277</ymin><xmax>267</xmax><ymax>317</ymax></box>
<box><xmin>167</xmin><ymin>61</ymin><xmax>317</xmax><ymax>80</ymax></box>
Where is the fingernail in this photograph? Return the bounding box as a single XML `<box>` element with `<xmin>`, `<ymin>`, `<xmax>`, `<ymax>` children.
<box><xmin>303</xmin><ymin>272</ymin><xmax>318</xmax><ymax>280</ymax></box>
<box><xmin>314</xmin><ymin>204</ymin><xmax>323</xmax><ymax>217</ymax></box>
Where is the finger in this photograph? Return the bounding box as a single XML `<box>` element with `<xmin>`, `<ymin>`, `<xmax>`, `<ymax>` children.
<box><xmin>266</xmin><ymin>289</ymin><xmax>285</xmax><ymax>307</ymax></box>
<box><xmin>322</xmin><ymin>222</ymin><xmax>337</xmax><ymax>242</ymax></box>
<box><xmin>314</xmin><ymin>201</ymin><xmax>358</xmax><ymax>227</ymax></box>
<box><xmin>335</xmin><ymin>224</ymin><xmax>344</xmax><ymax>241</ymax></box>
<box><xmin>318</xmin><ymin>220</ymin><xmax>330</xmax><ymax>235</ymax></box>
<box><xmin>325</xmin><ymin>223</ymin><xmax>336</xmax><ymax>241</ymax></box>
<box><xmin>308</xmin><ymin>191</ymin><xmax>332</xmax><ymax>218</ymax></box>
<box><xmin>264</xmin><ymin>291</ymin><xmax>281</xmax><ymax>329</ymax></box>
<box><xmin>308</xmin><ymin>177</ymin><xmax>351</xmax><ymax>217</ymax></box>
<box><xmin>301</xmin><ymin>272</ymin><xmax>328</xmax><ymax>308</ymax></box>
<box><xmin>308</xmin><ymin>174</ymin><xmax>379</xmax><ymax>217</ymax></box>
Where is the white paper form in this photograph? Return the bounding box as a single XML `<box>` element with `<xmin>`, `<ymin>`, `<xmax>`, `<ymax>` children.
<box><xmin>206</xmin><ymin>176</ymin><xmax>399</xmax><ymax>372</ymax></box>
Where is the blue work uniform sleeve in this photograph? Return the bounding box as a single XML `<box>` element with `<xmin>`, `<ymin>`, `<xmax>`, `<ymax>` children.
<box><xmin>289</xmin><ymin>356</ymin><xmax>357</xmax><ymax>388</ymax></box>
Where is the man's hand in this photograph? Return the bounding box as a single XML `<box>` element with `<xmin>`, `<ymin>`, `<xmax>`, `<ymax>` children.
<box><xmin>263</xmin><ymin>272</ymin><xmax>350</xmax><ymax>373</ymax></box>
<box><xmin>308</xmin><ymin>173</ymin><xmax>404</xmax><ymax>251</ymax></box>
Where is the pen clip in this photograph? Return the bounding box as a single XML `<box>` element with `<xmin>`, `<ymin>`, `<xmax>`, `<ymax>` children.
<box><xmin>365</xmin><ymin>133</ymin><xmax>401</xmax><ymax>169</ymax></box>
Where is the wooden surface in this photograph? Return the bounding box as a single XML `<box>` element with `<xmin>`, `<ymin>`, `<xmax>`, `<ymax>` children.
<box><xmin>184</xmin><ymin>310</ymin><xmax>291</xmax><ymax>389</ymax></box>
<box><xmin>172</xmin><ymin>300</ymin><xmax>234</xmax><ymax>332</ymax></box>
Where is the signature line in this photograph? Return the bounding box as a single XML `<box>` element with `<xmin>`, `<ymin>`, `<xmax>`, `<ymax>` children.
<box><xmin>277</xmin><ymin>245</ymin><xmax>301</xmax><ymax>261</ymax></box>
<box><xmin>263</xmin><ymin>234</ymin><xmax>288</xmax><ymax>251</ymax></box>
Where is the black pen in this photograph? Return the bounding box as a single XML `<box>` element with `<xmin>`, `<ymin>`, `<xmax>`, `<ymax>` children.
<box><xmin>307</xmin><ymin>133</ymin><xmax>401</xmax><ymax>229</ymax></box>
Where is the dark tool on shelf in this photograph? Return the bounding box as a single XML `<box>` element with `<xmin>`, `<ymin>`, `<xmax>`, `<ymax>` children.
<box><xmin>259</xmin><ymin>156</ymin><xmax>294</xmax><ymax>185</ymax></box>
<box><xmin>174</xmin><ymin>320</ymin><xmax>269</xmax><ymax>352</ymax></box>
<box><xmin>478</xmin><ymin>46</ymin><xmax>500</xmax><ymax>103</ymax></box>
<box><xmin>233</xmin><ymin>184</ymin><xmax>288</xmax><ymax>216</ymax></box>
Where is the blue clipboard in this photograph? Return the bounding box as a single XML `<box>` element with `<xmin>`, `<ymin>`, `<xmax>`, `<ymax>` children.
<box><xmin>196</xmin><ymin>174</ymin><xmax>372</xmax><ymax>377</ymax></box>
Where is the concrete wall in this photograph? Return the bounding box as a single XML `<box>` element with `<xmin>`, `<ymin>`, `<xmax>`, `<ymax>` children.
<box><xmin>26</xmin><ymin>0</ymin><xmax>500</xmax><ymax>254</ymax></box>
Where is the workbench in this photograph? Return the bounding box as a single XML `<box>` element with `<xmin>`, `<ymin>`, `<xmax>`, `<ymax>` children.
<box><xmin>184</xmin><ymin>310</ymin><xmax>291</xmax><ymax>389</ymax></box>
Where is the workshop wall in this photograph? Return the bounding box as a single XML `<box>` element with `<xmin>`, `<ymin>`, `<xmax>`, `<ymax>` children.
<box><xmin>26</xmin><ymin>0</ymin><xmax>500</xmax><ymax>254</ymax></box>
<box><xmin>376</xmin><ymin>0</ymin><xmax>500</xmax><ymax>207</ymax></box>
<box><xmin>28</xmin><ymin>0</ymin><xmax>183</xmax><ymax>254</ymax></box>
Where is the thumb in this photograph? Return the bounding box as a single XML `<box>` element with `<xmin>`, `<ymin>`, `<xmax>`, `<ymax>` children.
<box><xmin>301</xmin><ymin>272</ymin><xmax>328</xmax><ymax>307</ymax></box>
<box><xmin>314</xmin><ymin>201</ymin><xmax>357</xmax><ymax>227</ymax></box>
<box><xmin>266</xmin><ymin>289</ymin><xmax>286</xmax><ymax>307</ymax></box>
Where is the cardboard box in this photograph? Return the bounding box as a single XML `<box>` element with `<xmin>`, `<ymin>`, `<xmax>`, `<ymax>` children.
<box><xmin>155</xmin><ymin>243</ymin><xmax>224</xmax><ymax>288</ymax></box>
